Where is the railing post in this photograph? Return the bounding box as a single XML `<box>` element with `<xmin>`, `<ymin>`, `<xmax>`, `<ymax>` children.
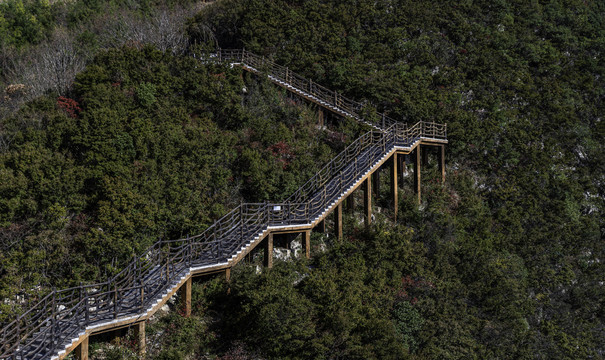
<box><xmin>214</xmin><ymin>220</ymin><xmax>220</xmax><ymax>260</ymax></box>
<box><xmin>166</xmin><ymin>259</ymin><xmax>170</xmax><ymax>284</ymax></box>
<box><xmin>188</xmin><ymin>234</ymin><xmax>192</xmax><ymax>267</ymax></box>
<box><xmin>140</xmin><ymin>282</ymin><xmax>145</xmax><ymax>311</ymax></box>
<box><xmin>309</xmin><ymin>78</ymin><xmax>313</xmax><ymax>94</ymax></box>
<box><xmin>51</xmin><ymin>288</ymin><xmax>56</xmax><ymax>349</ymax></box>
<box><xmin>287</xmin><ymin>201</ymin><xmax>291</xmax><ymax>225</ymax></box>
<box><xmin>16</xmin><ymin>320</ymin><xmax>21</xmax><ymax>358</ymax></box>
<box><xmin>113</xmin><ymin>284</ymin><xmax>118</xmax><ymax>319</ymax></box>
<box><xmin>159</xmin><ymin>237</ymin><xmax>163</xmax><ymax>264</ymax></box>
<box><xmin>240</xmin><ymin>204</ymin><xmax>244</xmax><ymax>241</ymax></box>
<box><xmin>306</xmin><ymin>202</ymin><xmax>310</xmax><ymax>223</ymax></box>
<box><xmin>79</xmin><ymin>281</ymin><xmax>88</xmax><ymax>326</ymax></box>
<box><xmin>213</xmin><ymin>220</ymin><xmax>217</xmax><ymax>243</ymax></box>
<box><xmin>84</xmin><ymin>287</ymin><xmax>89</xmax><ymax>324</ymax></box>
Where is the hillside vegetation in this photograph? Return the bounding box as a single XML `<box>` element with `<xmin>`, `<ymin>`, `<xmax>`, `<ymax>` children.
<box><xmin>0</xmin><ymin>0</ymin><xmax>604</xmax><ymax>359</ymax></box>
<box><xmin>0</xmin><ymin>45</ymin><xmax>361</xmax><ymax>313</ymax></box>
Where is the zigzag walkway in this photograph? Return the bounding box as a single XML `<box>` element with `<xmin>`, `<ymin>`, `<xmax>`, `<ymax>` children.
<box><xmin>217</xmin><ymin>49</ymin><xmax>399</xmax><ymax>131</ymax></box>
<box><xmin>0</xmin><ymin>50</ymin><xmax>447</xmax><ymax>360</ymax></box>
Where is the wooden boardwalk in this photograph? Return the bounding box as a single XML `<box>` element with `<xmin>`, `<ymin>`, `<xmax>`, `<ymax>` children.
<box><xmin>0</xmin><ymin>50</ymin><xmax>446</xmax><ymax>360</ymax></box>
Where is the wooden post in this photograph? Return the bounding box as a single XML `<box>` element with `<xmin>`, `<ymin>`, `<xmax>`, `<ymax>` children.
<box><xmin>113</xmin><ymin>284</ymin><xmax>118</xmax><ymax>319</ymax></box>
<box><xmin>180</xmin><ymin>277</ymin><xmax>192</xmax><ymax>317</ymax></box>
<box><xmin>316</xmin><ymin>219</ymin><xmax>326</xmax><ymax>233</ymax></box>
<box><xmin>414</xmin><ymin>147</ymin><xmax>421</xmax><ymax>204</ymax></box>
<box><xmin>398</xmin><ymin>152</ymin><xmax>406</xmax><ymax>187</ymax></box>
<box><xmin>438</xmin><ymin>144</ymin><xmax>445</xmax><ymax>184</ymax></box>
<box><xmin>264</xmin><ymin>233</ymin><xmax>273</xmax><ymax>268</ymax></box>
<box><xmin>318</xmin><ymin>107</ymin><xmax>325</xmax><ymax>128</ymax></box>
<box><xmin>334</xmin><ymin>203</ymin><xmax>343</xmax><ymax>241</ymax></box>
<box><xmin>225</xmin><ymin>268</ymin><xmax>231</xmax><ymax>282</ymax></box>
<box><xmin>75</xmin><ymin>336</ymin><xmax>88</xmax><ymax>360</ymax></box>
<box><xmin>364</xmin><ymin>176</ymin><xmax>372</xmax><ymax>226</ymax></box>
<box><xmin>302</xmin><ymin>230</ymin><xmax>311</xmax><ymax>259</ymax></box>
<box><xmin>133</xmin><ymin>322</ymin><xmax>146</xmax><ymax>357</ymax></box>
<box><xmin>391</xmin><ymin>153</ymin><xmax>398</xmax><ymax>221</ymax></box>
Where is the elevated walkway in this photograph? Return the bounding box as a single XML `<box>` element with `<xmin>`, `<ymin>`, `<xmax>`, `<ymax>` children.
<box><xmin>0</xmin><ymin>50</ymin><xmax>446</xmax><ymax>360</ymax></box>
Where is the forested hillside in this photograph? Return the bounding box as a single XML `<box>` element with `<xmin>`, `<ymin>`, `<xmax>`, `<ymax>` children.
<box><xmin>1</xmin><ymin>0</ymin><xmax>604</xmax><ymax>359</ymax></box>
<box><xmin>186</xmin><ymin>1</ymin><xmax>603</xmax><ymax>357</ymax></box>
<box><xmin>0</xmin><ymin>44</ymin><xmax>361</xmax><ymax>314</ymax></box>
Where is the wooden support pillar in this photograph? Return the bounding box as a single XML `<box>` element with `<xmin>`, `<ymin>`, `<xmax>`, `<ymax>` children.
<box><xmin>421</xmin><ymin>144</ymin><xmax>429</xmax><ymax>166</ymax></box>
<box><xmin>302</xmin><ymin>230</ymin><xmax>311</xmax><ymax>259</ymax></box>
<box><xmin>438</xmin><ymin>144</ymin><xmax>445</xmax><ymax>184</ymax></box>
<box><xmin>347</xmin><ymin>191</ymin><xmax>355</xmax><ymax>211</ymax></box>
<box><xmin>315</xmin><ymin>219</ymin><xmax>326</xmax><ymax>233</ymax></box>
<box><xmin>225</xmin><ymin>267</ymin><xmax>231</xmax><ymax>294</ymax></box>
<box><xmin>414</xmin><ymin>147</ymin><xmax>421</xmax><ymax>204</ymax></box>
<box><xmin>75</xmin><ymin>336</ymin><xmax>88</xmax><ymax>360</ymax></box>
<box><xmin>180</xmin><ymin>277</ymin><xmax>192</xmax><ymax>317</ymax></box>
<box><xmin>318</xmin><ymin>107</ymin><xmax>325</xmax><ymax>128</ymax></box>
<box><xmin>399</xmin><ymin>153</ymin><xmax>406</xmax><ymax>188</ymax></box>
<box><xmin>133</xmin><ymin>322</ymin><xmax>146</xmax><ymax>357</ymax></box>
<box><xmin>334</xmin><ymin>203</ymin><xmax>343</xmax><ymax>241</ymax></box>
<box><xmin>391</xmin><ymin>153</ymin><xmax>398</xmax><ymax>221</ymax></box>
<box><xmin>264</xmin><ymin>233</ymin><xmax>273</xmax><ymax>268</ymax></box>
<box><xmin>364</xmin><ymin>176</ymin><xmax>372</xmax><ymax>226</ymax></box>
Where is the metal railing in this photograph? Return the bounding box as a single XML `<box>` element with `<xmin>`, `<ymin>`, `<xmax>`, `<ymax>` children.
<box><xmin>0</xmin><ymin>49</ymin><xmax>446</xmax><ymax>360</ymax></box>
<box><xmin>217</xmin><ymin>49</ymin><xmax>400</xmax><ymax>130</ymax></box>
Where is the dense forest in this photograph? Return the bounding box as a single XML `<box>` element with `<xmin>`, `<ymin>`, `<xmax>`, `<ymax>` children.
<box><xmin>1</xmin><ymin>0</ymin><xmax>604</xmax><ymax>359</ymax></box>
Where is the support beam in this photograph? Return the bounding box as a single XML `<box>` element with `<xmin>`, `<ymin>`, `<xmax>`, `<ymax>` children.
<box><xmin>225</xmin><ymin>267</ymin><xmax>231</xmax><ymax>295</ymax></box>
<box><xmin>364</xmin><ymin>176</ymin><xmax>372</xmax><ymax>226</ymax></box>
<box><xmin>334</xmin><ymin>203</ymin><xmax>343</xmax><ymax>241</ymax></box>
<box><xmin>133</xmin><ymin>322</ymin><xmax>146</xmax><ymax>357</ymax></box>
<box><xmin>414</xmin><ymin>147</ymin><xmax>421</xmax><ymax>204</ymax></box>
<box><xmin>391</xmin><ymin>153</ymin><xmax>398</xmax><ymax>221</ymax></box>
<box><xmin>180</xmin><ymin>277</ymin><xmax>192</xmax><ymax>317</ymax></box>
<box><xmin>318</xmin><ymin>107</ymin><xmax>325</xmax><ymax>128</ymax></box>
<box><xmin>75</xmin><ymin>336</ymin><xmax>88</xmax><ymax>360</ymax></box>
<box><xmin>225</xmin><ymin>268</ymin><xmax>231</xmax><ymax>282</ymax></box>
<box><xmin>302</xmin><ymin>230</ymin><xmax>311</xmax><ymax>259</ymax></box>
<box><xmin>398</xmin><ymin>152</ymin><xmax>406</xmax><ymax>188</ymax></box>
<box><xmin>438</xmin><ymin>144</ymin><xmax>445</xmax><ymax>184</ymax></box>
<box><xmin>264</xmin><ymin>233</ymin><xmax>273</xmax><ymax>268</ymax></box>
